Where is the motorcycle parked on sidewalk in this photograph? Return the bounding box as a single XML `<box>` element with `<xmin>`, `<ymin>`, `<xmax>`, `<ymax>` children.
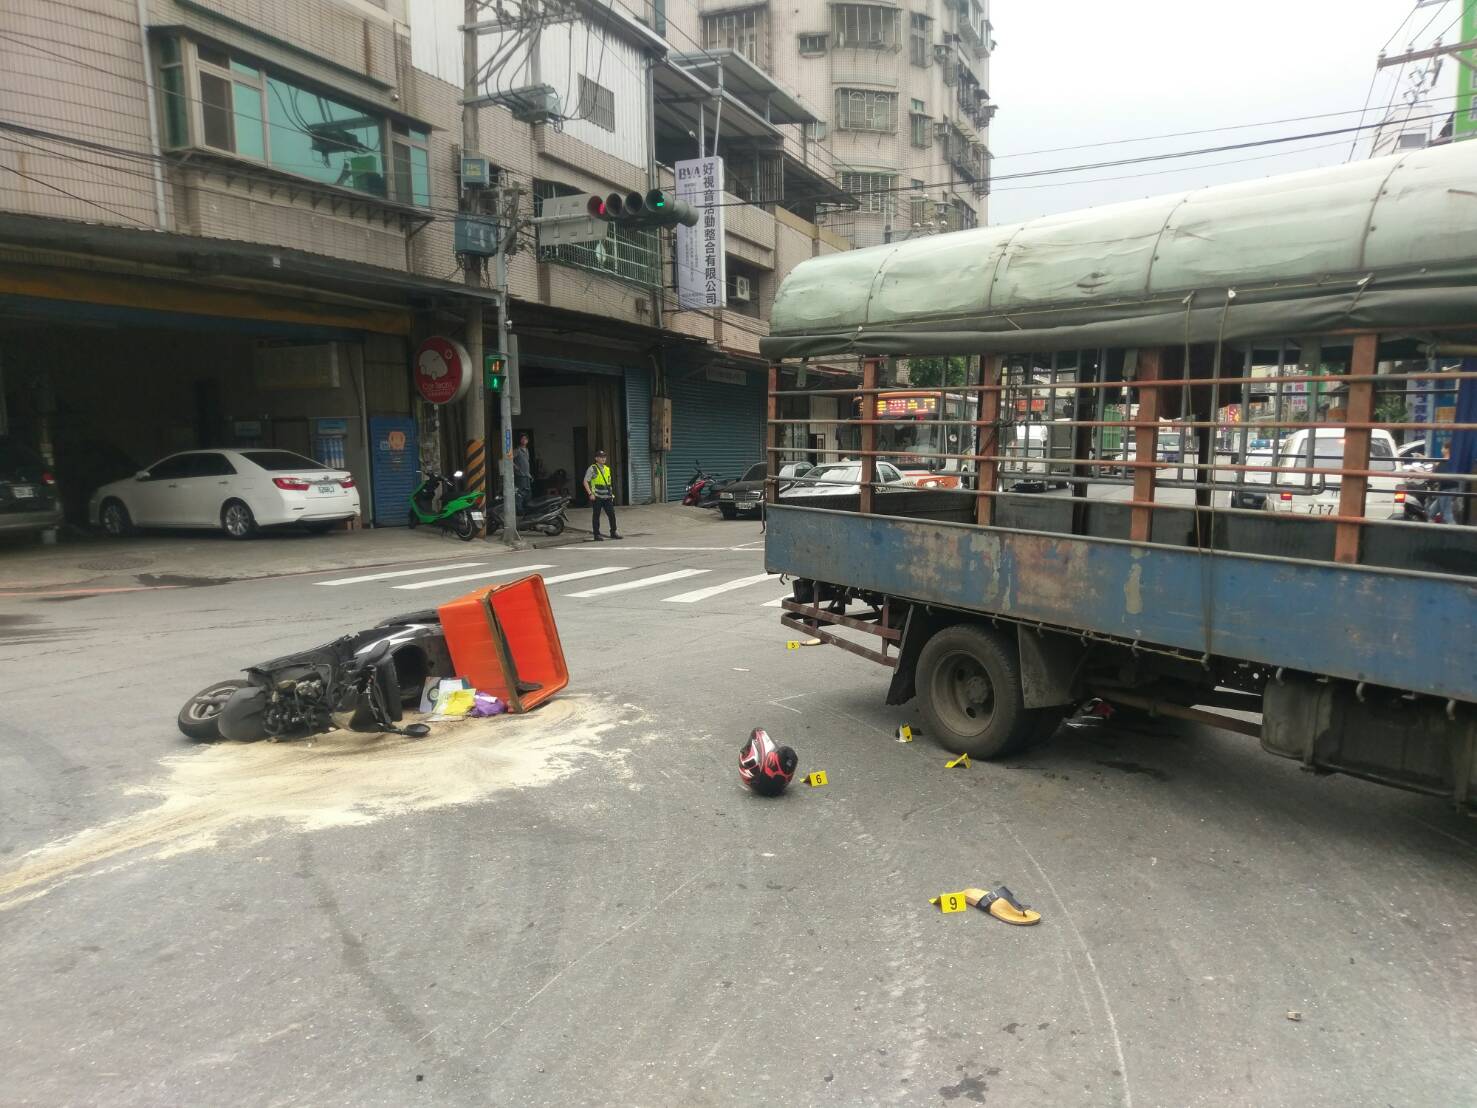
<box><xmin>683</xmin><ymin>461</ymin><xmax>728</xmax><ymax>509</ymax></box>
<box><xmin>177</xmin><ymin>612</ymin><xmax>453</xmax><ymax>742</ymax></box>
<box><xmin>408</xmin><ymin>467</ymin><xmax>486</xmax><ymax>541</ymax></box>
<box><xmin>489</xmin><ymin>491</ymin><xmax>570</xmax><ymax>537</ymax></box>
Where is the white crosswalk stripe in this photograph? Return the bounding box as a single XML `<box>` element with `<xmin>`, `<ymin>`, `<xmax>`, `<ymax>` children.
<box><xmin>392</xmin><ymin>564</ymin><xmax>554</xmax><ymax>591</ymax></box>
<box><xmin>317</xmin><ymin>562</ymin><xmax>484</xmax><ymax>586</ymax></box>
<box><xmin>566</xmin><ymin>568</ymin><xmax>707</xmax><ymax>597</ymax></box>
<box><xmin>663</xmin><ymin>573</ymin><xmax>776</xmax><ymax>604</ymax></box>
<box><xmin>541</xmin><ymin>566</ymin><xmax>627</xmax><ymax>586</ymax></box>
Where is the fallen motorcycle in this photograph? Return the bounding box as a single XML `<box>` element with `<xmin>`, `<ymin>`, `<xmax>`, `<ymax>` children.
<box><xmin>177</xmin><ymin>612</ymin><xmax>454</xmax><ymax>741</ymax></box>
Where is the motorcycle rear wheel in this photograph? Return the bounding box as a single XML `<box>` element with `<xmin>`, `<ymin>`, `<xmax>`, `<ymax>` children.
<box><xmin>178</xmin><ymin>679</ymin><xmax>246</xmax><ymax>741</ymax></box>
<box><xmin>453</xmin><ymin>509</ymin><xmax>477</xmax><ymax>541</ymax></box>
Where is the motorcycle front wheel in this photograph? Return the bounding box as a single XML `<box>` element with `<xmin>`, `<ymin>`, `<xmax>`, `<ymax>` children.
<box><xmin>453</xmin><ymin>509</ymin><xmax>477</xmax><ymax>541</ymax></box>
<box><xmin>178</xmin><ymin>679</ymin><xmax>246</xmax><ymax>740</ymax></box>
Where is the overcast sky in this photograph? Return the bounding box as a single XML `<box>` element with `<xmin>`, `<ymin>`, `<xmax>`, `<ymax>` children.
<box><xmin>985</xmin><ymin>0</ymin><xmax>1462</xmax><ymax>225</ymax></box>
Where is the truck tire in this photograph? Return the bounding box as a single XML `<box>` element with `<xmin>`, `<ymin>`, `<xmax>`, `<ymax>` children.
<box><xmin>916</xmin><ymin>623</ymin><xmax>1031</xmax><ymax>759</ymax></box>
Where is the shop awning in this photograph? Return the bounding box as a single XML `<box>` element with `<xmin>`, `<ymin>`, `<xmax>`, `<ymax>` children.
<box><xmin>0</xmin><ymin>212</ymin><xmax>499</xmax><ymax>335</ymax></box>
<box><xmin>763</xmin><ymin>140</ymin><xmax>1477</xmax><ymax>359</ymax></box>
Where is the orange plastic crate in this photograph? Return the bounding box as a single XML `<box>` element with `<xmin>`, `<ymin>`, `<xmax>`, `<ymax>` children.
<box><xmin>436</xmin><ymin>575</ymin><xmax>569</xmax><ymax>712</ymax></box>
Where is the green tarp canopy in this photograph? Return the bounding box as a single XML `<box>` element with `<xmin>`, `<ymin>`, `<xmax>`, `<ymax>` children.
<box><xmin>762</xmin><ymin>141</ymin><xmax>1477</xmax><ymax>359</ymax></box>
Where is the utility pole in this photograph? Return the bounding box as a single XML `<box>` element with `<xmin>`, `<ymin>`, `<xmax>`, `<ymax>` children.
<box><xmin>461</xmin><ymin>0</ymin><xmax>488</xmax><ymax>535</ymax></box>
<box><xmin>495</xmin><ymin>183</ymin><xmax>521</xmax><ymax>548</ymax></box>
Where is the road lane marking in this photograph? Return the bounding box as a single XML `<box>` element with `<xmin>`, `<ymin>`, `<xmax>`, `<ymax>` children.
<box><xmin>566</xmin><ymin>568</ymin><xmax>707</xmax><ymax>597</ymax></box>
<box><xmin>318</xmin><ymin>562</ymin><xmax>484</xmax><ymax>586</ymax></box>
<box><xmin>663</xmin><ymin>573</ymin><xmax>775</xmax><ymax>604</ymax></box>
<box><xmin>762</xmin><ymin>595</ymin><xmax>788</xmax><ymax>607</ymax></box>
<box><xmin>541</xmin><ymin>566</ymin><xmax>627</xmax><ymax>585</ymax></box>
<box><xmin>566</xmin><ymin>546</ymin><xmax>759</xmax><ymax>552</ymax></box>
<box><xmin>392</xmin><ymin>564</ymin><xmax>554</xmax><ymax>590</ymax></box>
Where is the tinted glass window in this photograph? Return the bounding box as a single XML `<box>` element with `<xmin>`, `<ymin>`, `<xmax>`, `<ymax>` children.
<box><xmin>879</xmin><ymin>463</ymin><xmax>902</xmax><ymax>482</ymax></box>
<box><xmin>190</xmin><ymin>453</ymin><xmax>237</xmax><ymax>477</ymax></box>
<box><xmin>742</xmin><ymin>463</ymin><xmax>766</xmax><ymax>482</ymax></box>
<box><xmin>242</xmin><ymin>450</ymin><xmax>325</xmax><ymax>471</ymax></box>
<box><xmin>148</xmin><ymin>455</ymin><xmax>196</xmax><ymax>480</ymax></box>
<box><xmin>0</xmin><ymin>438</ymin><xmax>44</xmax><ymax>479</ymax></box>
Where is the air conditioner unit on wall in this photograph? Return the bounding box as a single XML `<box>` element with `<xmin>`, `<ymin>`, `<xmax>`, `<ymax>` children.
<box><xmin>733</xmin><ymin>275</ymin><xmax>752</xmax><ymax>302</ymax></box>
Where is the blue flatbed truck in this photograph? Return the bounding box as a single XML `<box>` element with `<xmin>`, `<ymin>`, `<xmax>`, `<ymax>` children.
<box><xmin>760</xmin><ymin>141</ymin><xmax>1477</xmax><ymax>809</ymax></box>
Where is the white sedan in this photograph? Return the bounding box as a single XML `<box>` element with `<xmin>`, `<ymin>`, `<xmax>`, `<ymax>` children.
<box><xmin>90</xmin><ymin>449</ymin><xmax>360</xmax><ymax>539</ymax></box>
<box><xmin>777</xmin><ymin>460</ymin><xmax>910</xmax><ymax>498</ymax></box>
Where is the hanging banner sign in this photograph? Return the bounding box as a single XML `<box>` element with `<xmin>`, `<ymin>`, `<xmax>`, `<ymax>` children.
<box><xmin>413</xmin><ymin>336</ymin><xmax>473</xmax><ymax>406</ymax></box>
<box><xmin>675</xmin><ymin>156</ymin><xmax>727</xmax><ymax>311</ymax></box>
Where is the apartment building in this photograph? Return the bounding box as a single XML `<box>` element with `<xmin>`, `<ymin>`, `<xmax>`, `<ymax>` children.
<box><xmin>664</xmin><ymin>0</ymin><xmax>994</xmax><ymax>248</ymax></box>
<box><xmin>0</xmin><ymin>0</ymin><xmax>853</xmax><ymax>529</ymax></box>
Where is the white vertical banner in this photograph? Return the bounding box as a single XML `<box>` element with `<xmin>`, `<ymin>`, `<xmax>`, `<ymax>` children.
<box><xmin>675</xmin><ymin>156</ymin><xmax>727</xmax><ymax>311</ymax></box>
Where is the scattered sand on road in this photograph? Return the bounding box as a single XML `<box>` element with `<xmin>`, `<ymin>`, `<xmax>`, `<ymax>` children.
<box><xmin>0</xmin><ymin>695</ymin><xmax>638</xmax><ymax>911</ymax></box>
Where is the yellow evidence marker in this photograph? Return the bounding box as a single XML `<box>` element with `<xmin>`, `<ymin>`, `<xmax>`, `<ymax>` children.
<box><xmin>894</xmin><ymin>724</ymin><xmax>914</xmax><ymax>743</ymax></box>
<box><xmin>805</xmin><ymin>770</ymin><xmax>828</xmax><ymax>787</ymax></box>
<box><xmin>945</xmin><ymin>753</ymin><xmax>971</xmax><ymax>769</ymax></box>
<box><xmin>785</xmin><ymin>641</ymin><xmax>801</xmax><ymax>650</ymax></box>
<box><xmin>929</xmin><ymin>892</ymin><xmax>969</xmax><ymax>913</ymax></box>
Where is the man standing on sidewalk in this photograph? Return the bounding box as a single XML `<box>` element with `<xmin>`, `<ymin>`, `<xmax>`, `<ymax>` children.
<box><xmin>513</xmin><ymin>433</ymin><xmax>532</xmax><ymax>514</ymax></box>
<box><xmin>584</xmin><ymin>448</ymin><xmax>622</xmax><ymax>541</ymax></box>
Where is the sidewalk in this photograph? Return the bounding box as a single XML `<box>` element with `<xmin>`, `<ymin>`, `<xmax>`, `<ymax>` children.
<box><xmin>0</xmin><ymin>503</ymin><xmax>753</xmax><ymax>594</ymax></box>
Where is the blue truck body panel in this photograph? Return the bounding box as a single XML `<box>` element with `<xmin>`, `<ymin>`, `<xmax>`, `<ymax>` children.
<box><xmin>765</xmin><ymin>505</ymin><xmax>1477</xmax><ymax>705</ymax></box>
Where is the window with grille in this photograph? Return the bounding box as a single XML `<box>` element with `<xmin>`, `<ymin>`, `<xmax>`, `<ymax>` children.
<box><xmin>909</xmin><ymin>112</ymin><xmax>931</xmax><ymax>147</ymax></box>
<box><xmin>703</xmin><ymin>8</ymin><xmax>767</xmax><ymax>67</ymax></box>
<box><xmin>839</xmin><ymin>171</ymin><xmax>895</xmax><ymax>214</ymax></box>
<box><xmin>832</xmin><ymin>5</ymin><xmax>901</xmax><ymax>50</ymax></box>
<box><xmin>953</xmin><ymin>200</ymin><xmax>977</xmax><ymax>230</ymax></box>
<box><xmin>836</xmin><ymin>88</ymin><xmax>898</xmax><ymax>133</ymax></box>
<box><xmin>798</xmin><ymin>32</ymin><xmax>828</xmax><ymax>55</ymax></box>
<box><xmin>578</xmin><ymin>76</ymin><xmax>615</xmax><ymax>132</ymax></box>
<box><xmin>909</xmin><ymin>196</ymin><xmax>929</xmax><ymax>227</ymax></box>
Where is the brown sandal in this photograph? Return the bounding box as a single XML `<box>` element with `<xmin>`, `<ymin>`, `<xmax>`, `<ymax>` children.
<box><xmin>963</xmin><ymin>885</ymin><xmax>1042</xmax><ymax>925</ymax></box>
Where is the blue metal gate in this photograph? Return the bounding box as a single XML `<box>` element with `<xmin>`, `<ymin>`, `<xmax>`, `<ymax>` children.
<box><xmin>665</xmin><ymin>367</ymin><xmax>765</xmax><ymax>500</ymax></box>
<box><xmin>369</xmin><ymin>415</ymin><xmax>418</xmax><ymax>526</ymax></box>
<box><xmin>624</xmin><ymin>365</ymin><xmax>653</xmax><ymax>503</ymax></box>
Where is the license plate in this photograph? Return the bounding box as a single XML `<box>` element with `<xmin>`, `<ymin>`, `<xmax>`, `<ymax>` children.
<box><xmin>315</xmin><ymin>483</ymin><xmax>337</xmax><ymax>495</ymax></box>
<box><xmin>10</xmin><ymin>485</ymin><xmax>35</xmax><ymax>499</ymax></box>
<box><xmin>471</xmin><ymin>511</ymin><xmax>485</xmax><ymax>522</ymax></box>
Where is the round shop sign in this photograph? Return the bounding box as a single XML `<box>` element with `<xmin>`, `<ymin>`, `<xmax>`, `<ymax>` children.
<box><xmin>413</xmin><ymin>336</ymin><xmax>473</xmax><ymax>406</ymax></box>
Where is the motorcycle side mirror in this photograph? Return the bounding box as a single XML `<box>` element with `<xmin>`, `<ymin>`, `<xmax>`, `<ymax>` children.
<box><xmin>403</xmin><ymin>723</ymin><xmax>431</xmax><ymax>738</ymax></box>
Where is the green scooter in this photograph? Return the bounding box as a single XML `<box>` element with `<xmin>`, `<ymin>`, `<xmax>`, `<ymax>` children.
<box><xmin>408</xmin><ymin>466</ymin><xmax>486</xmax><ymax>541</ymax></box>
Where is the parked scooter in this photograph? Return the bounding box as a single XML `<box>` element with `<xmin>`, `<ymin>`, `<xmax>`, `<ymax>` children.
<box><xmin>409</xmin><ymin>467</ymin><xmax>486</xmax><ymax>540</ymax></box>
<box><xmin>1396</xmin><ymin>475</ymin><xmax>1456</xmax><ymax>524</ymax></box>
<box><xmin>489</xmin><ymin>491</ymin><xmax>569</xmax><ymax>536</ymax></box>
<box><xmin>177</xmin><ymin>612</ymin><xmax>452</xmax><ymax>741</ymax></box>
<box><xmin>683</xmin><ymin>461</ymin><xmax>727</xmax><ymax>509</ymax></box>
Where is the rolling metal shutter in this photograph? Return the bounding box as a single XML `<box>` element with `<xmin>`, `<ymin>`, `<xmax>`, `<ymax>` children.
<box><xmin>664</xmin><ymin>369</ymin><xmax>765</xmax><ymax>500</ymax></box>
<box><xmin>624</xmin><ymin>366</ymin><xmax>653</xmax><ymax>503</ymax></box>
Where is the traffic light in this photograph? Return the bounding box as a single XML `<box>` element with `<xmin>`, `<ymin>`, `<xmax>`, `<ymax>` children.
<box><xmin>484</xmin><ymin>352</ymin><xmax>506</xmax><ymax>393</ymax></box>
<box><xmin>586</xmin><ymin>189</ymin><xmax>699</xmax><ymax>228</ymax></box>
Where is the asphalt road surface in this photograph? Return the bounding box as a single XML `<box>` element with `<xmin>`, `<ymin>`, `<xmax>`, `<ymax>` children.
<box><xmin>2</xmin><ymin>515</ymin><xmax>1475</xmax><ymax>1106</ymax></box>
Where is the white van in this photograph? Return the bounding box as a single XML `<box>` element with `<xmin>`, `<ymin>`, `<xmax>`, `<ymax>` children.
<box><xmin>1238</xmin><ymin>428</ymin><xmax>1404</xmax><ymax>518</ymax></box>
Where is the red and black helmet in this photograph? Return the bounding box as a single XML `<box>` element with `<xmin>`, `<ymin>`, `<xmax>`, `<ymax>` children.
<box><xmin>739</xmin><ymin>728</ymin><xmax>798</xmax><ymax>796</ymax></box>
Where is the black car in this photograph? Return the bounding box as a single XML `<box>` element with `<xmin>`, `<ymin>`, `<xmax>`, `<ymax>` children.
<box><xmin>0</xmin><ymin>437</ymin><xmax>64</xmax><ymax>540</ymax></box>
<box><xmin>715</xmin><ymin>461</ymin><xmax>815</xmax><ymax>519</ymax></box>
<box><xmin>716</xmin><ymin>462</ymin><xmax>767</xmax><ymax>519</ymax></box>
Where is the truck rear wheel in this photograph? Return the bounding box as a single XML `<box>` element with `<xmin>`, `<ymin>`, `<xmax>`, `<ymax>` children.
<box><xmin>916</xmin><ymin>623</ymin><xmax>1032</xmax><ymax>759</ymax></box>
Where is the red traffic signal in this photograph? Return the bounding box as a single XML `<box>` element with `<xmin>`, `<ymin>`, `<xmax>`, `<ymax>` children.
<box><xmin>587</xmin><ymin>195</ymin><xmax>611</xmax><ymax>219</ymax></box>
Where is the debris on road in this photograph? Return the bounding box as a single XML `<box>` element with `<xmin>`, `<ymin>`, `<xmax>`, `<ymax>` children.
<box><xmin>1286</xmin><ymin>1011</ymin><xmax>1303</xmax><ymax>1022</ymax></box>
<box><xmin>739</xmin><ymin>728</ymin><xmax>798</xmax><ymax>796</ymax></box>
